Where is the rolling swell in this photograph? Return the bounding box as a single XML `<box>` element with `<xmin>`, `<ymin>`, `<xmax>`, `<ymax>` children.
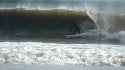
<box><xmin>0</xmin><ymin>9</ymin><xmax>95</xmax><ymax>38</ymax></box>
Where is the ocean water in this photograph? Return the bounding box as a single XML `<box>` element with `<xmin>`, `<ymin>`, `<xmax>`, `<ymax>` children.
<box><xmin>0</xmin><ymin>0</ymin><xmax>125</xmax><ymax>67</ymax></box>
<box><xmin>0</xmin><ymin>42</ymin><xmax>125</xmax><ymax>66</ymax></box>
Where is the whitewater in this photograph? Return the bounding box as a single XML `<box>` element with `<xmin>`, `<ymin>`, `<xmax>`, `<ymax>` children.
<box><xmin>0</xmin><ymin>42</ymin><xmax>125</xmax><ymax>66</ymax></box>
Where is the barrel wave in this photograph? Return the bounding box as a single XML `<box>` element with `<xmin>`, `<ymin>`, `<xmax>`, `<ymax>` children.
<box><xmin>0</xmin><ymin>9</ymin><xmax>94</xmax><ymax>38</ymax></box>
<box><xmin>0</xmin><ymin>0</ymin><xmax>125</xmax><ymax>67</ymax></box>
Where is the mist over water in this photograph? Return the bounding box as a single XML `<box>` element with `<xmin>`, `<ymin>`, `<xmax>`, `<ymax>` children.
<box><xmin>84</xmin><ymin>1</ymin><xmax>125</xmax><ymax>43</ymax></box>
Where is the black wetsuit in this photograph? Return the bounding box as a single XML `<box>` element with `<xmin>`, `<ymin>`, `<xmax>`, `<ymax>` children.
<box><xmin>70</xmin><ymin>23</ymin><xmax>81</xmax><ymax>35</ymax></box>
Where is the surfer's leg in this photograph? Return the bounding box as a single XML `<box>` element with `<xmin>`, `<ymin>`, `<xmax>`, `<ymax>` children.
<box><xmin>74</xmin><ymin>29</ymin><xmax>78</xmax><ymax>35</ymax></box>
<box><xmin>78</xmin><ymin>29</ymin><xmax>81</xmax><ymax>34</ymax></box>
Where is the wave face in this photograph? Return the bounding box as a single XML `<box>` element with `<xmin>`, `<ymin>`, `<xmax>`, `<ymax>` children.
<box><xmin>0</xmin><ymin>9</ymin><xmax>95</xmax><ymax>38</ymax></box>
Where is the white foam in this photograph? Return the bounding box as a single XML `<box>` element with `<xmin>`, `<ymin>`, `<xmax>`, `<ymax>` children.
<box><xmin>0</xmin><ymin>42</ymin><xmax>125</xmax><ymax>66</ymax></box>
<box><xmin>84</xmin><ymin>2</ymin><xmax>125</xmax><ymax>43</ymax></box>
<box><xmin>105</xmin><ymin>31</ymin><xmax>125</xmax><ymax>44</ymax></box>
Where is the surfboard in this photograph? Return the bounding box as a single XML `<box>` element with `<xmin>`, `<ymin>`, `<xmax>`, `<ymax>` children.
<box><xmin>65</xmin><ymin>34</ymin><xmax>82</xmax><ymax>39</ymax></box>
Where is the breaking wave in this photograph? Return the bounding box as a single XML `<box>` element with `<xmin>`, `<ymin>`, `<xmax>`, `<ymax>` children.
<box><xmin>0</xmin><ymin>0</ymin><xmax>125</xmax><ymax>43</ymax></box>
<box><xmin>0</xmin><ymin>9</ymin><xmax>95</xmax><ymax>38</ymax></box>
<box><xmin>0</xmin><ymin>0</ymin><xmax>125</xmax><ymax>66</ymax></box>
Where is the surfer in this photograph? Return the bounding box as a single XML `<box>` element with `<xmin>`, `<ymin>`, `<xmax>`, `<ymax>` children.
<box><xmin>69</xmin><ymin>23</ymin><xmax>81</xmax><ymax>35</ymax></box>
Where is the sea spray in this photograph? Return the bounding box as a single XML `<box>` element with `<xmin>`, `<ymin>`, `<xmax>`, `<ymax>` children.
<box><xmin>84</xmin><ymin>1</ymin><xmax>125</xmax><ymax>43</ymax></box>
